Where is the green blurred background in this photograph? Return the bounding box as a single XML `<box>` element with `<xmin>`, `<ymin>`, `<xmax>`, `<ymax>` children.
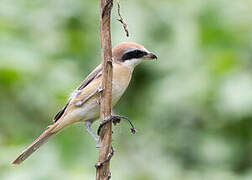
<box><xmin>1</xmin><ymin>0</ymin><xmax>252</xmax><ymax>179</ymax></box>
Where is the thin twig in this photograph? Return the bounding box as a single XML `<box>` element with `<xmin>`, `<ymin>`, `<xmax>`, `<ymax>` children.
<box><xmin>116</xmin><ymin>0</ymin><xmax>129</xmax><ymax>37</ymax></box>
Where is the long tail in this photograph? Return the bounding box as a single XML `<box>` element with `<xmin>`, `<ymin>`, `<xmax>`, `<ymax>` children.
<box><xmin>11</xmin><ymin>124</ymin><xmax>58</xmax><ymax>165</ymax></box>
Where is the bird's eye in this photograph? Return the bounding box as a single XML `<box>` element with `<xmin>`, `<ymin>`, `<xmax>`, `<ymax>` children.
<box><xmin>121</xmin><ymin>49</ymin><xmax>147</xmax><ymax>61</ymax></box>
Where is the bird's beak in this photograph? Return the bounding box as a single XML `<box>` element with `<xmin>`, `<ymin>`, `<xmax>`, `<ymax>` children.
<box><xmin>144</xmin><ymin>52</ymin><xmax>157</xmax><ymax>60</ymax></box>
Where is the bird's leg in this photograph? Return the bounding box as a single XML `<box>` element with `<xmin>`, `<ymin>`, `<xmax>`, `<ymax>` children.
<box><xmin>84</xmin><ymin>121</ymin><xmax>100</xmax><ymax>148</ymax></box>
<box><xmin>95</xmin><ymin>146</ymin><xmax>115</xmax><ymax>168</ymax></box>
<box><xmin>95</xmin><ymin>109</ymin><xmax>136</xmax><ymax>168</ymax></box>
<box><xmin>97</xmin><ymin>114</ymin><xmax>137</xmax><ymax>136</ymax></box>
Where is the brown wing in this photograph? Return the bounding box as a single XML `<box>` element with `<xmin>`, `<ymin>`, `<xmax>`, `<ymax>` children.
<box><xmin>77</xmin><ymin>64</ymin><xmax>102</xmax><ymax>90</ymax></box>
<box><xmin>53</xmin><ymin>102</ymin><xmax>69</xmax><ymax>122</ymax></box>
<box><xmin>53</xmin><ymin>64</ymin><xmax>102</xmax><ymax>122</ymax></box>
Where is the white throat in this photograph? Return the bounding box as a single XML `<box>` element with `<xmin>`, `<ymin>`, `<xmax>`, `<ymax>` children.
<box><xmin>121</xmin><ymin>58</ymin><xmax>142</xmax><ymax>69</ymax></box>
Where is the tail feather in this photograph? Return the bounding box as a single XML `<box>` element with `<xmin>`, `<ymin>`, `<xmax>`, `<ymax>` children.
<box><xmin>12</xmin><ymin>126</ymin><xmax>57</xmax><ymax>165</ymax></box>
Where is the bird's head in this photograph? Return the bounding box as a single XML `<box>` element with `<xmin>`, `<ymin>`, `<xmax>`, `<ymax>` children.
<box><xmin>112</xmin><ymin>42</ymin><xmax>157</xmax><ymax>69</ymax></box>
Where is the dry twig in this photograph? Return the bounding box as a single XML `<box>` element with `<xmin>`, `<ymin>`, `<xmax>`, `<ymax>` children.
<box><xmin>116</xmin><ymin>0</ymin><xmax>129</xmax><ymax>37</ymax></box>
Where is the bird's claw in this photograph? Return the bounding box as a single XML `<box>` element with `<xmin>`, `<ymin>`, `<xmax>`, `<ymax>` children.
<box><xmin>97</xmin><ymin>115</ymin><xmax>137</xmax><ymax>135</ymax></box>
<box><xmin>95</xmin><ymin>146</ymin><xmax>115</xmax><ymax>168</ymax></box>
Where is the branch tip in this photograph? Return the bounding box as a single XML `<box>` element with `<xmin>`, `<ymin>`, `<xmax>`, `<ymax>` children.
<box><xmin>116</xmin><ymin>0</ymin><xmax>129</xmax><ymax>37</ymax></box>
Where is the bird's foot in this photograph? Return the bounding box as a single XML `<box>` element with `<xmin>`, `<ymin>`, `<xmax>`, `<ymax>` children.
<box><xmin>97</xmin><ymin>115</ymin><xmax>137</xmax><ymax>136</ymax></box>
<box><xmin>95</xmin><ymin>146</ymin><xmax>115</xmax><ymax>168</ymax></box>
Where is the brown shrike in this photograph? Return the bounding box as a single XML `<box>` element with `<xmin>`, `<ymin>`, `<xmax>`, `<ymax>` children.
<box><xmin>12</xmin><ymin>42</ymin><xmax>157</xmax><ymax>165</ymax></box>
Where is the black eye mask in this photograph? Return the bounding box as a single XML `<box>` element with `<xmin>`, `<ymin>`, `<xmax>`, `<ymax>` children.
<box><xmin>121</xmin><ymin>49</ymin><xmax>148</xmax><ymax>61</ymax></box>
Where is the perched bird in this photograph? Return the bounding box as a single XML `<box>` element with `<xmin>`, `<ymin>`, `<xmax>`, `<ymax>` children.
<box><xmin>12</xmin><ymin>42</ymin><xmax>157</xmax><ymax>165</ymax></box>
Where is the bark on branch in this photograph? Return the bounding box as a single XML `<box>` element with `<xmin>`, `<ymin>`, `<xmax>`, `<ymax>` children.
<box><xmin>96</xmin><ymin>0</ymin><xmax>114</xmax><ymax>179</ymax></box>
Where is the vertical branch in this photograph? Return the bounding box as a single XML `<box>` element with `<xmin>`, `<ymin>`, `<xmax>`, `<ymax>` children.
<box><xmin>96</xmin><ymin>0</ymin><xmax>113</xmax><ymax>180</ymax></box>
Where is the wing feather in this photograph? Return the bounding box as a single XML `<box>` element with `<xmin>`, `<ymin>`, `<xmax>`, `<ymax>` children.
<box><xmin>53</xmin><ymin>64</ymin><xmax>102</xmax><ymax>122</ymax></box>
<box><xmin>78</xmin><ymin>64</ymin><xmax>102</xmax><ymax>90</ymax></box>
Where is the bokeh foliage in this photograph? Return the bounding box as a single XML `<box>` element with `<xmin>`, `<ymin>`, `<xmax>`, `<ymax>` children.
<box><xmin>0</xmin><ymin>0</ymin><xmax>252</xmax><ymax>179</ymax></box>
